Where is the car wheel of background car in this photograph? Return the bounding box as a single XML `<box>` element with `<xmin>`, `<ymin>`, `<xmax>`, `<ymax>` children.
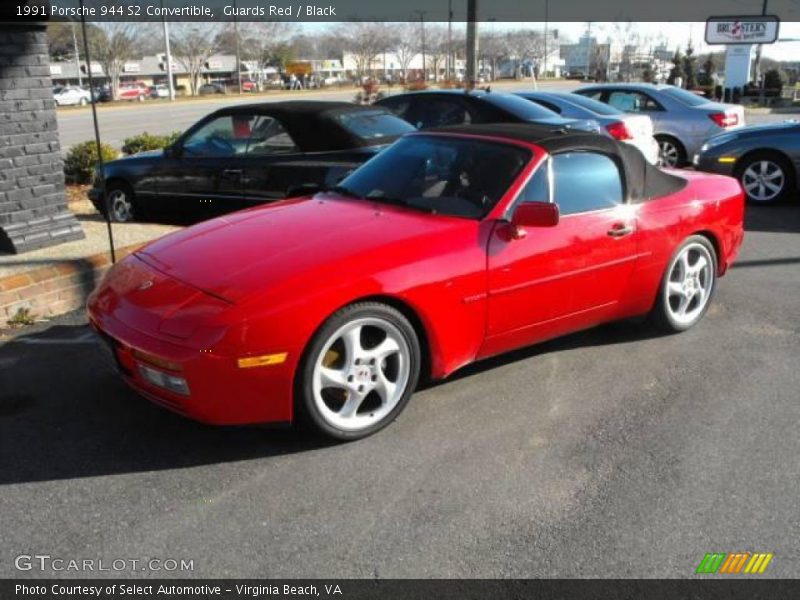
<box><xmin>106</xmin><ymin>183</ymin><xmax>137</xmax><ymax>223</ymax></box>
<box><xmin>79</xmin><ymin>97</ymin><xmax>88</xmax><ymax>106</ymax></box>
<box><xmin>137</xmin><ymin>94</ymin><xmax>145</xmax><ymax>102</ymax></box>
<box><xmin>655</xmin><ymin>135</ymin><xmax>685</xmax><ymax>168</ymax></box>
<box><xmin>650</xmin><ymin>235</ymin><xmax>717</xmax><ymax>333</ymax></box>
<box><xmin>297</xmin><ymin>302</ymin><xmax>421</xmax><ymax>441</ymax></box>
<box><xmin>735</xmin><ymin>152</ymin><xmax>795</xmax><ymax>204</ymax></box>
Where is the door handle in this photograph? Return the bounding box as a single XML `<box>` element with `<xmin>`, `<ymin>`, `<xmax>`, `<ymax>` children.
<box><xmin>607</xmin><ymin>224</ymin><xmax>633</xmax><ymax>237</ymax></box>
<box><xmin>222</xmin><ymin>169</ymin><xmax>243</xmax><ymax>177</ymax></box>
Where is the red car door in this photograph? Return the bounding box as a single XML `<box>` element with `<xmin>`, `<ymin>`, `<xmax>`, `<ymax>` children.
<box><xmin>483</xmin><ymin>151</ymin><xmax>638</xmax><ymax>356</ymax></box>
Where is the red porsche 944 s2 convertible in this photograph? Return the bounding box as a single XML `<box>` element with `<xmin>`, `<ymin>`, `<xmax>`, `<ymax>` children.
<box><xmin>88</xmin><ymin>124</ymin><xmax>744</xmax><ymax>440</ymax></box>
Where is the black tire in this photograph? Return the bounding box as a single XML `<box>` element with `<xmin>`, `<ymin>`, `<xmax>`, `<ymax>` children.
<box><xmin>650</xmin><ymin>235</ymin><xmax>718</xmax><ymax>333</ymax></box>
<box><xmin>296</xmin><ymin>302</ymin><xmax>421</xmax><ymax>441</ymax></box>
<box><xmin>734</xmin><ymin>151</ymin><xmax>795</xmax><ymax>204</ymax></box>
<box><xmin>102</xmin><ymin>182</ymin><xmax>138</xmax><ymax>223</ymax></box>
<box><xmin>655</xmin><ymin>135</ymin><xmax>686</xmax><ymax>168</ymax></box>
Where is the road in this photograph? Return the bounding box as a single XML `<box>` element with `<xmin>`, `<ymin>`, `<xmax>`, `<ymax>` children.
<box><xmin>56</xmin><ymin>80</ymin><xmax>578</xmax><ymax>151</ymax></box>
<box><xmin>1</xmin><ymin>204</ymin><xmax>798</xmax><ymax>578</ymax></box>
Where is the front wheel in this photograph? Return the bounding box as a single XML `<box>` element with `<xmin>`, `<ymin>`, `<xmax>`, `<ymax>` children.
<box><xmin>650</xmin><ymin>235</ymin><xmax>717</xmax><ymax>332</ymax></box>
<box><xmin>735</xmin><ymin>152</ymin><xmax>795</xmax><ymax>204</ymax></box>
<box><xmin>105</xmin><ymin>183</ymin><xmax>137</xmax><ymax>223</ymax></box>
<box><xmin>297</xmin><ymin>302</ymin><xmax>421</xmax><ymax>441</ymax></box>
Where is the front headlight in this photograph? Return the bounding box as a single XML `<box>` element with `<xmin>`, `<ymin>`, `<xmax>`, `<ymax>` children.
<box><xmin>701</xmin><ymin>133</ymin><xmax>737</xmax><ymax>153</ymax></box>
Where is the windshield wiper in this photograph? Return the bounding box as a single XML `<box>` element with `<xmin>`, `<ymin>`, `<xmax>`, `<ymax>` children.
<box><xmin>366</xmin><ymin>194</ymin><xmax>436</xmax><ymax>214</ymax></box>
<box><xmin>330</xmin><ymin>185</ymin><xmax>363</xmax><ymax>199</ymax></box>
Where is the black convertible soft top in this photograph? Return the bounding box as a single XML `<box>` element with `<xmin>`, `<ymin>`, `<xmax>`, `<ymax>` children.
<box><xmin>213</xmin><ymin>101</ymin><xmax>400</xmax><ymax>153</ymax></box>
<box><xmin>429</xmin><ymin>123</ymin><xmax>687</xmax><ymax>202</ymax></box>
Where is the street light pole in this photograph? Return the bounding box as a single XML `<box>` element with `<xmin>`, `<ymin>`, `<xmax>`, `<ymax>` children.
<box><xmin>71</xmin><ymin>22</ymin><xmax>82</xmax><ymax>87</ymax></box>
<box><xmin>543</xmin><ymin>0</ymin><xmax>549</xmax><ymax>78</ymax></box>
<box><xmin>414</xmin><ymin>10</ymin><xmax>427</xmax><ymax>83</ymax></box>
<box><xmin>234</xmin><ymin>0</ymin><xmax>243</xmax><ymax>95</ymax></box>
<box><xmin>753</xmin><ymin>0</ymin><xmax>768</xmax><ymax>90</ymax></box>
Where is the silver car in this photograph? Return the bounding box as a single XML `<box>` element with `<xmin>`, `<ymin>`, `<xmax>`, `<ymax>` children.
<box><xmin>515</xmin><ymin>91</ymin><xmax>659</xmax><ymax>164</ymax></box>
<box><xmin>574</xmin><ymin>83</ymin><xmax>745</xmax><ymax>167</ymax></box>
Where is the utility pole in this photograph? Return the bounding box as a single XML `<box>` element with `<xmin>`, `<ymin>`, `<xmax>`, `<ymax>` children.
<box><xmin>161</xmin><ymin>0</ymin><xmax>175</xmax><ymax>101</ymax></box>
<box><xmin>447</xmin><ymin>0</ymin><xmax>453</xmax><ymax>80</ymax></box>
<box><xmin>414</xmin><ymin>10</ymin><xmax>427</xmax><ymax>82</ymax></box>
<box><xmin>753</xmin><ymin>0</ymin><xmax>768</xmax><ymax>90</ymax></box>
<box><xmin>71</xmin><ymin>22</ymin><xmax>82</xmax><ymax>87</ymax></box>
<box><xmin>466</xmin><ymin>0</ymin><xmax>478</xmax><ymax>89</ymax></box>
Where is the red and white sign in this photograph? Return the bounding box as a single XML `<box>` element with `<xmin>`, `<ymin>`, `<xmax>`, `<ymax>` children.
<box><xmin>705</xmin><ymin>16</ymin><xmax>780</xmax><ymax>45</ymax></box>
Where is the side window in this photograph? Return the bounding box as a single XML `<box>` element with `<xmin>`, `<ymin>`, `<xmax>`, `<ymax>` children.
<box><xmin>551</xmin><ymin>152</ymin><xmax>623</xmax><ymax>215</ymax></box>
<box><xmin>535</xmin><ymin>99</ymin><xmax>562</xmax><ymax>114</ymax></box>
<box><xmin>416</xmin><ymin>99</ymin><xmax>471</xmax><ymax>129</ymax></box>
<box><xmin>608</xmin><ymin>91</ymin><xmax>663</xmax><ymax>113</ymax></box>
<box><xmin>579</xmin><ymin>90</ymin><xmax>604</xmax><ymax>101</ymax></box>
<box><xmin>246</xmin><ymin>116</ymin><xmax>298</xmax><ymax>155</ymax></box>
<box><xmin>182</xmin><ymin>115</ymin><xmax>256</xmax><ymax>157</ymax></box>
<box><xmin>379</xmin><ymin>97</ymin><xmax>412</xmax><ymax>120</ymax></box>
<box><xmin>522</xmin><ymin>159</ymin><xmax>550</xmax><ymax>203</ymax></box>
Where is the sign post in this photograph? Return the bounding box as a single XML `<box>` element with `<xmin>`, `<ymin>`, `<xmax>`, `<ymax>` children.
<box><xmin>705</xmin><ymin>16</ymin><xmax>780</xmax><ymax>102</ymax></box>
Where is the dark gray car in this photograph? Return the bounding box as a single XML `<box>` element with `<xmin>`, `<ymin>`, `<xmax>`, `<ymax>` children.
<box><xmin>694</xmin><ymin>120</ymin><xmax>800</xmax><ymax>204</ymax></box>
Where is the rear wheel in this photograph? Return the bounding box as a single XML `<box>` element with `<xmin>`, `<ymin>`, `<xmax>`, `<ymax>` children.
<box><xmin>79</xmin><ymin>97</ymin><xmax>88</xmax><ymax>106</ymax></box>
<box><xmin>650</xmin><ymin>235</ymin><xmax>717</xmax><ymax>333</ymax></box>
<box><xmin>735</xmin><ymin>152</ymin><xmax>794</xmax><ymax>204</ymax></box>
<box><xmin>655</xmin><ymin>135</ymin><xmax>686</xmax><ymax>168</ymax></box>
<box><xmin>297</xmin><ymin>302</ymin><xmax>421</xmax><ymax>441</ymax></box>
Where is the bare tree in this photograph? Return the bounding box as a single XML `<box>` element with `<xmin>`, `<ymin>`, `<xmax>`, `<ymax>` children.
<box><xmin>611</xmin><ymin>22</ymin><xmax>639</xmax><ymax>82</ymax></box>
<box><xmin>504</xmin><ymin>29</ymin><xmax>546</xmax><ymax>79</ymax></box>
<box><xmin>171</xmin><ymin>23</ymin><xmax>222</xmax><ymax>95</ymax></box>
<box><xmin>425</xmin><ymin>26</ymin><xmax>447</xmax><ymax>81</ymax></box>
<box><xmin>236</xmin><ymin>22</ymin><xmax>290</xmax><ymax>85</ymax></box>
<box><xmin>391</xmin><ymin>23</ymin><xmax>419</xmax><ymax>80</ymax></box>
<box><xmin>341</xmin><ymin>22</ymin><xmax>391</xmax><ymax>79</ymax></box>
<box><xmin>89</xmin><ymin>23</ymin><xmax>138</xmax><ymax>99</ymax></box>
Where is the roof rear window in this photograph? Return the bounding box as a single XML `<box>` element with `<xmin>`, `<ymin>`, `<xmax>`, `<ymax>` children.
<box><xmin>660</xmin><ymin>87</ymin><xmax>710</xmax><ymax>107</ymax></box>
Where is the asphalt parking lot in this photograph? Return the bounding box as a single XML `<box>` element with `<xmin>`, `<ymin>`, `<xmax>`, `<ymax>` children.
<box><xmin>1</xmin><ymin>203</ymin><xmax>798</xmax><ymax>579</ymax></box>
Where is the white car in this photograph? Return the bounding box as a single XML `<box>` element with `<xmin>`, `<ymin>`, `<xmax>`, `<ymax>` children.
<box><xmin>516</xmin><ymin>91</ymin><xmax>660</xmax><ymax>165</ymax></box>
<box><xmin>53</xmin><ymin>85</ymin><xmax>91</xmax><ymax>106</ymax></box>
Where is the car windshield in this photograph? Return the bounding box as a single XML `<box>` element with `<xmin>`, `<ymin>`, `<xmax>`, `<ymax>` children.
<box><xmin>561</xmin><ymin>93</ymin><xmax>622</xmax><ymax>116</ymax></box>
<box><xmin>480</xmin><ymin>93</ymin><xmax>561</xmax><ymax>120</ymax></box>
<box><xmin>335</xmin><ymin>135</ymin><xmax>530</xmax><ymax>219</ymax></box>
<box><xmin>333</xmin><ymin>109</ymin><xmax>416</xmax><ymax>140</ymax></box>
<box><xmin>660</xmin><ymin>86</ymin><xmax>710</xmax><ymax>107</ymax></box>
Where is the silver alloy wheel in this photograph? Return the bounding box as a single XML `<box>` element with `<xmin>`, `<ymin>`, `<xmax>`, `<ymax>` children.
<box><xmin>108</xmin><ymin>189</ymin><xmax>133</xmax><ymax>222</ymax></box>
<box><xmin>657</xmin><ymin>139</ymin><xmax>680</xmax><ymax>167</ymax></box>
<box><xmin>312</xmin><ymin>317</ymin><xmax>411</xmax><ymax>432</ymax></box>
<box><xmin>742</xmin><ymin>160</ymin><xmax>784</xmax><ymax>202</ymax></box>
<box><xmin>665</xmin><ymin>242</ymin><xmax>714</xmax><ymax>326</ymax></box>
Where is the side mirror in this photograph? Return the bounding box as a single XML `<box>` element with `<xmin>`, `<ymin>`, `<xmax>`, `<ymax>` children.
<box><xmin>285</xmin><ymin>183</ymin><xmax>322</xmax><ymax>198</ymax></box>
<box><xmin>512</xmin><ymin>201</ymin><xmax>559</xmax><ymax>229</ymax></box>
<box><xmin>163</xmin><ymin>144</ymin><xmax>179</xmax><ymax>158</ymax></box>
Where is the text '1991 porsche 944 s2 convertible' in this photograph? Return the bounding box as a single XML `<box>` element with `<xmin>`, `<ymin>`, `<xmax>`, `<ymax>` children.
<box><xmin>88</xmin><ymin>124</ymin><xmax>744</xmax><ymax>440</ymax></box>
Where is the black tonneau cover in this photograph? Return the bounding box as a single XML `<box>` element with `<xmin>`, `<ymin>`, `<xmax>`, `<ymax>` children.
<box><xmin>429</xmin><ymin>123</ymin><xmax>687</xmax><ymax>202</ymax></box>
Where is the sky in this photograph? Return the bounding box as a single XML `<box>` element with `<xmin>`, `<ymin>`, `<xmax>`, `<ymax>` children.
<box><xmin>303</xmin><ymin>21</ymin><xmax>800</xmax><ymax>61</ymax></box>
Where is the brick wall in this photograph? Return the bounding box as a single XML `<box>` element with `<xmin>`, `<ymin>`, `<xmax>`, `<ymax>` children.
<box><xmin>0</xmin><ymin>243</ymin><xmax>142</xmax><ymax>321</ymax></box>
<box><xmin>0</xmin><ymin>24</ymin><xmax>84</xmax><ymax>254</ymax></box>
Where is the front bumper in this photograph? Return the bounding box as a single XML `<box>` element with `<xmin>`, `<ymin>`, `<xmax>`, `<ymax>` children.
<box><xmin>88</xmin><ymin>309</ymin><xmax>295</xmax><ymax>426</ymax></box>
<box><xmin>692</xmin><ymin>153</ymin><xmax>736</xmax><ymax>177</ymax></box>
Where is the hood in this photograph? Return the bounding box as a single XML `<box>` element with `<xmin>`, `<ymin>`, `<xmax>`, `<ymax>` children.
<box><xmin>136</xmin><ymin>194</ymin><xmax>471</xmax><ymax>303</ymax></box>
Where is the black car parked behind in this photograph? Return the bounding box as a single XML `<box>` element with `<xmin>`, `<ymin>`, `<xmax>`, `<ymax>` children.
<box><xmin>89</xmin><ymin>101</ymin><xmax>416</xmax><ymax>222</ymax></box>
<box><xmin>375</xmin><ymin>90</ymin><xmax>601</xmax><ymax>133</ymax></box>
